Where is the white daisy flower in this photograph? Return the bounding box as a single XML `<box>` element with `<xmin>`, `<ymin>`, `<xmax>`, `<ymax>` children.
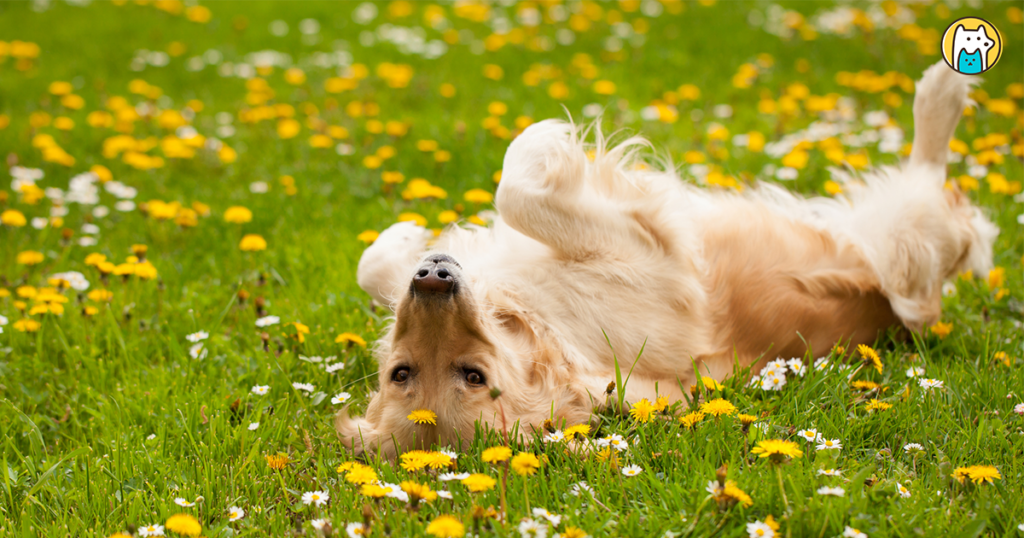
<box><xmin>437</xmin><ymin>490</ymin><xmax>453</xmax><ymax>500</ymax></box>
<box><xmin>747</xmin><ymin>375</ymin><xmax>761</xmax><ymax>388</ymax></box>
<box><xmin>331</xmin><ymin>392</ymin><xmax>352</xmax><ymax>405</ymax></box>
<box><xmin>311</xmin><ymin>519</ymin><xmax>329</xmax><ymax>531</ymax></box>
<box><xmin>302</xmin><ymin>490</ymin><xmax>329</xmax><ymax>506</ymax></box>
<box><xmin>299</xmin><ymin>355</ymin><xmax>324</xmax><ymax>363</ymax></box>
<box><xmin>705</xmin><ymin>480</ymin><xmax>723</xmax><ymax>496</ymax></box>
<box><xmin>843</xmin><ymin>526</ymin><xmax>867</xmax><ymax>538</ymax></box>
<box><xmin>905</xmin><ymin>366</ymin><xmax>925</xmax><ymax>377</ymax></box>
<box><xmin>570</xmin><ymin>481</ymin><xmax>594</xmax><ymax>497</ymax></box>
<box><xmin>227</xmin><ymin>506</ymin><xmax>245</xmax><ymax>521</ymax></box>
<box><xmin>796</xmin><ymin>429</ymin><xmax>818</xmax><ymax>442</ymax></box>
<box><xmin>255</xmin><ymin>315</ymin><xmax>280</xmax><ymax>327</ymax></box>
<box><xmin>543</xmin><ymin>430</ymin><xmax>565</xmax><ymax>443</ymax></box>
<box><xmin>817</xmin><ymin>468</ymin><xmax>842</xmax><ymax>477</ymax></box>
<box><xmin>248</xmin><ymin>422</ymin><xmax>259</xmax><ymax>431</ymax></box>
<box><xmin>346</xmin><ymin>522</ymin><xmax>365</xmax><ymax>537</ymax></box>
<box><xmin>918</xmin><ymin>378</ymin><xmax>944</xmax><ymax>390</ymax></box>
<box><xmin>189</xmin><ymin>343</ymin><xmax>208</xmax><ymax>360</ymax></box>
<box><xmin>816</xmin><ymin>438</ymin><xmax>842</xmax><ymax>451</ymax></box>
<box><xmin>380</xmin><ymin>483</ymin><xmax>408</xmax><ymax>502</ymax></box>
<box><xmin>292</xmin><ymin>382</ymin><xmax>315</xmax><ymax>393</ymax></box>
<box><xmin>903</xmin><ymin>443</ymin><xmax>924</xmax><ymax>454</ymax></box>
<box><xmin>786</xmin><ymin>359</ymin><xmax>806</xmax><ymax>377</ymax></box>
<box><xmin>438</xmin><ymin>449</ymin><xmax>459</xmax><ymax>460</ymax></box>
<box><xmin>621</xmin><ymin>464</ymin><xmax>643</xmax><ymax>477</ymax></box>
<box><xmin>817</xmin><ymin>486</ymin><xmax>845</xmax><ymax>496</ymax></box>
<box><xmin>174</xmin><ymin>497</ymin><xmax>195</xmax><ymax>507</ymax></box>
<box><xmin>1017</xmin><ymin>523</ymin><xmax>1024</xmax><ymax>531</ymax></box>
<box><xmin>1014</xmin><ymin>403</ymin><xmax>1024</xmax><ymax>416</ymax></box>
<box><xmin>517</xmin><ymin>518</ymin><xmax>547</xmax><ymax>538</ymax></box>
<box><xmin>896</xmin><ymin>483</ymin><xmax>911</xmax><ymax>498</ymax></box>
<box><xmin>439</xmin><ymin>472</ymin><xmax>470</xmax><ymax>481</ymax></box>
<box><xmin>146</xmin><ymin>433</ymin><xmax>157</xmax><ymax>440</ymax></box>
<box><xmin>252</xmin><ymin>385</ymin><xmax>269</xmax><ymax>395</ymax></box>
<box><xmin>326</xmin><ymin>361</ymin><xmax>346</xmax><ymax>373</ymax></box>
<box><xmin>186</xmin><ymin>331</ymin><xmax>209</xmax><ymax>342</ymax></box>
<box><xmin>0</xmin><ymin>314</ymin><xmax>7</xmax><ymax>326</ymax></box>
<box><xmin>532</xmin><ymin>507</ymin><xmax>562</xmax><ymax>526</ymax></box>
<box><xmin>139</xmin><ymin>524</ymin><xmax>165</xmax><ymax>537</ymax></box>
<box><xmin>813</xmin><ymin>357</ymin><xmax>830</xmax><ymax>371</ymax></box>
<box><xmin>762</xmin><ymin>374</ymin><xmax>787</xmax><ymax>391</ymax></box>
<box><xmin>746</xmin><ymin>520</ymin><xmax>775</xmax><ymax>538</ymax></box>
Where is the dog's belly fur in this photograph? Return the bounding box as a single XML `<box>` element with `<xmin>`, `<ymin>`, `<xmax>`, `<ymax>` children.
<box><xmin>699</xmin><ymin>201</ymin><xmax>899</xmax><ymax>372</ymax></box>
<box><xmin>498</xmin><ymin>200</ymin><xmax>899</xmax><ymax>388</ymax></box>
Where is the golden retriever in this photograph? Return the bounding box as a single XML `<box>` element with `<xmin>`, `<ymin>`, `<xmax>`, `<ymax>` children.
<box><xmin>337</xmin><ymin>61</ymin><xmax>997</xmax><ymax>457</ymax></box>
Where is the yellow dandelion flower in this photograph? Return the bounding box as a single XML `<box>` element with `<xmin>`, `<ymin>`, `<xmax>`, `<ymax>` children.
<box><xmin>679</xmin><ymin>411</ymin><xmax>705</xmax><ymax>429</ymax></box>
<box><xmin>239</xmin><ymin>234</ymin><xmax>267</xmax><ymax>251</ymax></box>
<box><xmin>929</xmin><ymin>321</ymin><xmax>953</xmax><ymax>339</ymax></box>
<box><xmin>629</xmin><ymin>398</ymin><xmax>656</xmax><ymax>423</ymax></box>
<box><xmin>408</xmin><ymin>409</ymin><xmax>437</xmax><ymax>425</ymax></box>
<box><xmin>16</xmin><ymin>251</ymin><xmax>45</xmax><ymax>265</ymax></box>
<box><xmin>223</xmin><ymin>206</ymin><xmax>253</xmax><ymax>223</ymax></box>
<box><xmin>345</xmin><ymin>466</ymin><xmax>378</xmax><ymax>484</ymax></box>
<box><xmin>1</xmin><ymin>209</ymin><xmax>28</xmax><ymax>227</ymax></box>
<box><xmin>401</xmin><ymin>481</ymin><xmax>438</xmax><ymax>503</ymax></box>
<box><xmin>463</xmin><ymin>188</ymin><xmax>493</xmax><ymax>204</ymax></box>
<box><xmin>966</xmin><ymin>465</ymin><xmax>1001</xmax><ymax>485</ymax></box>
<box><xmin>722</xmin><ymin>481</ymin><xmax>753</xmax><ymax>507</ymax></box>
<box><xmin>481</xmin><ymin>445</ymin><xmax>512</xmax><ymax>464</ymax></box>
<box><xmin>426</xmin><ymin>515</ymin><xmax>465</xmax><ymax>538</ymax></box>
<box><xmin>165</xmin><ymin>514</ymin><xmax>202</xmax><ymax>536</ymax></box>
<box><xmin>461</xmin><ymin>473</ymin><xmax>496</xmax><ymax>492</ymax></box>
<box><xmin>510</xmin><ymin>452</ymin><xmax>541</xmax><ymax>476</ymax></box>
<box><xmin>653</xmin><ymin>396</ymin><xmax>671</xmax><ymax>412</ymax></box>
<box><xmin>564</xmin><ymin>424</ymin><xmax>591</xmax><ymax>439</ymax></box>
<box><xmin>857</xmin><ymin>344</ymin><xmax>883</xmax><ymax>374</ymax></box>
<box><xmin>751</xmin><ymin>439</ymin><xmax>803</xmax><ymax>462</ymax></box>
<box><xmin>865</xmin><ymin>399</ymin><xmax>892</xmax><ymax>411</ymax></box>
<box><xmin>13</xmin><ymin>319</ymin><xmax>41</xmax><ymax>332</ymax></box>
<box><xmin>360</xmin><ymin>483</ymin><xmax>388</xmax><ymax>498</ymax></box>
<box><xmin>335</xmin><ymin>332</ymin><xmax>367</xmax><ymax>347</ymax></box>
<box><xmin>737</xmin><ymin>413</ymin><xmax>758</xmax><ymax>425</ymax></box>
<box><xmin>700</xmin><ymin>398</ymin><xmax>737</xmax><ymax>417</ymax></box>
<box><xmin>357</xmin><ymin>230</ymin><xmax>380</xmax><ymax>243</ymax></box>
<box><xmin>559</xmin><ymin>528</ymin><xmax>588</xmax><ymax>538</ymax></box>
<box><xmin>265</xmin><ymin>453</ymin><xmax>289</xmax><ymax>470</ymax></box>
<box><xmin>851</xmin><ymin>380</ymin><xmax>880</xmax><ymax>391</ymax></box>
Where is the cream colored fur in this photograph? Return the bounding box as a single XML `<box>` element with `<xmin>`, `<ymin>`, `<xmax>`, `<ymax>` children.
<box><xmin>336</xmin><ymin>61</ymin><xmax>997</xmax><ymax>457</ymax></box>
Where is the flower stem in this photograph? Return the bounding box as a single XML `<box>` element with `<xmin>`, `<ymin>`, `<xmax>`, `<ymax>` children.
<box><xmin>775</xmin><ymin>465</ymin><xmax>789</xmax><ymax>510</ymax></box>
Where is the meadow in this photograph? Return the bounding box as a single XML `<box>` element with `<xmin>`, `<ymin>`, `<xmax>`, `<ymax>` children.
<box><xmin>1</xmin><ymin>0</ymin><xmax>1023</xmax><ymax>536</ymax></box>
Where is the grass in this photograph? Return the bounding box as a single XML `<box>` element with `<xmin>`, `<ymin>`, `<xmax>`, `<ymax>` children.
<box><xmin>1</xmin><ymin>1</ymin><xmax>1023</xmax><ymax>537</ymax></box>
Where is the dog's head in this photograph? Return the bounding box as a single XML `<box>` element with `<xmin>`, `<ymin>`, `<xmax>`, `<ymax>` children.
<box><xmin>336</xmin><ymin>252</ymin><xmax>590</xmax><ymax>458</ymax></box>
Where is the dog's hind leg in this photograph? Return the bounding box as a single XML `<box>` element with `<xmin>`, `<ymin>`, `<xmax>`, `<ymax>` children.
<box><xmin>826</xmin><ymin>62</ymin><xmax>997</xmax><ymax>329</ymax></box>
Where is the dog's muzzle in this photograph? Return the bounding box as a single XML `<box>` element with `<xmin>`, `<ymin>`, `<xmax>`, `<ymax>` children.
<box><xmin>411</xmin><ymin>254</ymin><xmax>460</xmax><ymax>295</ymax></box>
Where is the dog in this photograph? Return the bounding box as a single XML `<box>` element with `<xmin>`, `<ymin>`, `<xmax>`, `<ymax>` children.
<box><xmin>336</xmin><ymin>61</ymin><xmax>998</xmax><ymax>457</ymax></box>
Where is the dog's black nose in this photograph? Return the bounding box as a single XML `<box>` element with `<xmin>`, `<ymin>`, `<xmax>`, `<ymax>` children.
<box><xmin>412</xmin><ymin>257</ymin><xmax>457</xmax><ymax>294</ymax></box>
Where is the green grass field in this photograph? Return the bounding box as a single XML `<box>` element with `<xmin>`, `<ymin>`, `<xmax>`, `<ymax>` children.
<box><xmin>1</xmin><ymin>1</ymin><xmax>1023</xmax><ymax>537</ymax></box>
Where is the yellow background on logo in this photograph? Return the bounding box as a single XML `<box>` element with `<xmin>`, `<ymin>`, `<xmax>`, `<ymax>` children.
<box><xmin>941</xmin><ymin>17</ymin><xmax>1003</xmax><ymax>73</ymax></box>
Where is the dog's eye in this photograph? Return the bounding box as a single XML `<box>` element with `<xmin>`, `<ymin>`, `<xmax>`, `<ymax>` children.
<box><xmin>464</xmin><ymin>369</ymin><xmax>485</xmax><ymax>386</ymax></box>
<box><xmin>391</xmin><ymin>367</ymin><xmax>410</xmax><ymax>383</ymax></box>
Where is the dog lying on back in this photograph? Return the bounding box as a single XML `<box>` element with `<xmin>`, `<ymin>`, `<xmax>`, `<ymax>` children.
<box><xmin>337</xmin><ymin>61</ymin><xmax>997</xmax><ymax>457</ymax></box>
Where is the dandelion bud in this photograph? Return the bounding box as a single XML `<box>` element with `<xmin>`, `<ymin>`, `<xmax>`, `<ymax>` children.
<box><xmin>238</xmin><ymin>289</ymin><xmax>250</xmax><ymax>303</ymax></box>
<box><xmin>716</xmin><ymin>464</ymin><xmax>728</xmax><ymax>487</ymax></box>
<box><xmin>542</xmin><ymin>419</ymin><xmax>555</xmax><ymax>433</ymax></box>
<box><xmin>605</xmin><ymin>382</ymin><xmax>616</xmax><ymax>395</ymax></box>
<box><xmin>131</xmin><ymin>244</ymin><xmax>148</xmax><ymax>259</ymax></box>
<box><xmin>488</xmin><ymin>387</ymin><xmax>502</xmax><ymax>399</ymax></box>
<box><xmin>362</xmin><ymin>503</ymin><xmax>374</xmax><ymax>526</ymax></box>
<box><xmin>0</xmin><ymin>191</ymin><xmax>7</xmax><ymax>204</ymax></box>
<box><xmin>61</xmin><ymin>227</ymin><xmax>73</xmax><ymax>240</ymax></box>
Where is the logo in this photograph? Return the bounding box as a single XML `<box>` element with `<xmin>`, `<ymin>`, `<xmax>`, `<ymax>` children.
<box><xmin>942</xmin><ymin>17</ymin><xmax>1002</xmax><ymax>75</ymax></box>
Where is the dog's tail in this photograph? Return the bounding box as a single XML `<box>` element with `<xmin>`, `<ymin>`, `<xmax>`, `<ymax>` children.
<box><xmin>908</xmin><ymin>62</ymin><xmax>976</xmax><ymax>169</ymax></box>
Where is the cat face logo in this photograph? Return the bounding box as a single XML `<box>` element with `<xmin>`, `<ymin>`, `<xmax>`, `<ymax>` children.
<box><xmin>942</xmin><ymin>17</ymin><xmax>1002</xmax><ymax>75</ymax></box>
